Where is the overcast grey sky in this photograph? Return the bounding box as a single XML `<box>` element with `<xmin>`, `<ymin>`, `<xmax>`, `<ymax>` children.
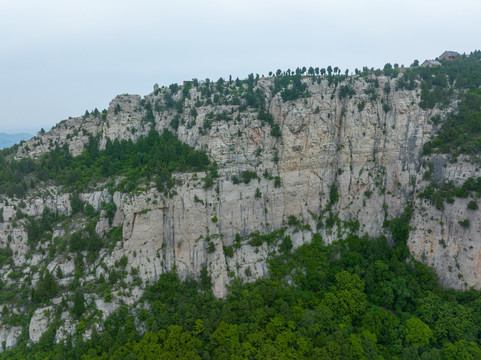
<box><xmin>0</xmin><ymin>0</ymin><xmax>480</xmax><ymax>134</ymax></box>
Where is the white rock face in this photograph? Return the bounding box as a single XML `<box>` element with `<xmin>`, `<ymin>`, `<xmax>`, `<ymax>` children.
<box><xmin>96</xmin><ymin>299</ymin><xmax>117</xmax><ymax>320</ymax></box>
<box><xmin>1</xmin><ymin>74</ymin><xmax>478</xmax><ymax>345</ymax></box>
<box><xmin>29</xmin><ymin>306</ymin><xmax>54</xmax><ymax>343</ymax></box>
<box><xmin>409</xmin><ymin>157</ymin><xmax>481</xmax><ymax>290</ymax></box>
<box><xmin>55</xmin><ymin>312</ymin><xmax>76</xmax><ymax>344</ymax></box>
<box><xmin>0</xmin><ymin>326</ymin><xmax>22</xmax><ymax>352</ymax></box>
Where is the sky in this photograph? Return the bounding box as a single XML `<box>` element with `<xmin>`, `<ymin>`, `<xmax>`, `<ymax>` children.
<box><xmin>0</xmin><ymin>0</ymin><xmax>480</xmax><ymax>134</ymax></box>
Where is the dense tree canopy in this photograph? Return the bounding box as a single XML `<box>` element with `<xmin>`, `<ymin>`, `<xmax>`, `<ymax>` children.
<box><xmin>2</xmin><ymin>228</ymin><xmax>481</xmax><ymax>359</ymax></box>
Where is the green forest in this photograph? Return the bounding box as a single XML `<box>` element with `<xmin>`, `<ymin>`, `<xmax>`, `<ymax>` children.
<box><xmin>2</xmin><ymin>219</ymin><xmax>481</xmax><ymax>359</ymax></box>
<box><xmin>0</xmin><ymin>129</ymin><xmax>210</xmax><ymax>197</ymax></box>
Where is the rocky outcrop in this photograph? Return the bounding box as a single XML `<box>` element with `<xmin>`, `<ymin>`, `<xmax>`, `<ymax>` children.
<box><xmin>1</xmin><ymin>73</ymin><xmax>477</xmax><ymax>344</ymax></box>
<box><xmin>29</xmin><ymin>306</ymin><xmax>54</xmax><ymax>343</ymax></box>
<box><xmin>0</xmin><ymin>326</ymin><xmax>22</xmax><ymax>352</ymax></box>
<box><xmin>409</xmin><ymin>157</ymin><xmax>481</xmax><ymax>290</ymax></box>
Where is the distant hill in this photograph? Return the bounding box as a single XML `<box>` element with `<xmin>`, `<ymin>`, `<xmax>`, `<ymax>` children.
<box><xmin>0</xmin><ymin>132</ymin><xmax>32</xmax><ymax>149</ymax></box>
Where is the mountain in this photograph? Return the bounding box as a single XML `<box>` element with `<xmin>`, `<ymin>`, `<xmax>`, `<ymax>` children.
<box><xmin>1</xmin><ymin>51</ymin><xmax>481</xmax><ymax>358</ymax></box>
<box><xmin>0</xmin><ymin>132</ymin><xmax>32</xmax><ymax>149</ymax></box>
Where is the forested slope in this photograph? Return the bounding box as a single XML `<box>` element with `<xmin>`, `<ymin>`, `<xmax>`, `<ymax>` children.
<box><xmin>0</xmin><ymin>51</ymin><xmax>481</xmax><ymax>358</ymax></box>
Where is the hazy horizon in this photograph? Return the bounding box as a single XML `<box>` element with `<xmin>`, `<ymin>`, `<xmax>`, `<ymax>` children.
<box><xmin>0</xmin><ymin>132</ymin><xmax>33</xmax><ymax>149</ymax></box>
<box><xmin>1</xmin><ymin>0</ymin><xmax>480</xmax><ymax>134</ymax></box>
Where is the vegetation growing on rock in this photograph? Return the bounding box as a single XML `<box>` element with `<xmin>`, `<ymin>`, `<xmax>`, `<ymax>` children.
<box><xmin>2</xmin><ymin>230</ymin><xmax>481</xmax><ymax>359</ymax></box>
<box><xmin>1</xmin><ymin>51</ymin><xmax>481</xmax><ymax>358</ymax></box>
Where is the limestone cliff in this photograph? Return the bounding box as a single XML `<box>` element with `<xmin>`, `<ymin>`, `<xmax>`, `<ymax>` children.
<box><xmin>0</xmin><ymin>72</ymin><xmax>476</xmax><ymax>348</ymax></box>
